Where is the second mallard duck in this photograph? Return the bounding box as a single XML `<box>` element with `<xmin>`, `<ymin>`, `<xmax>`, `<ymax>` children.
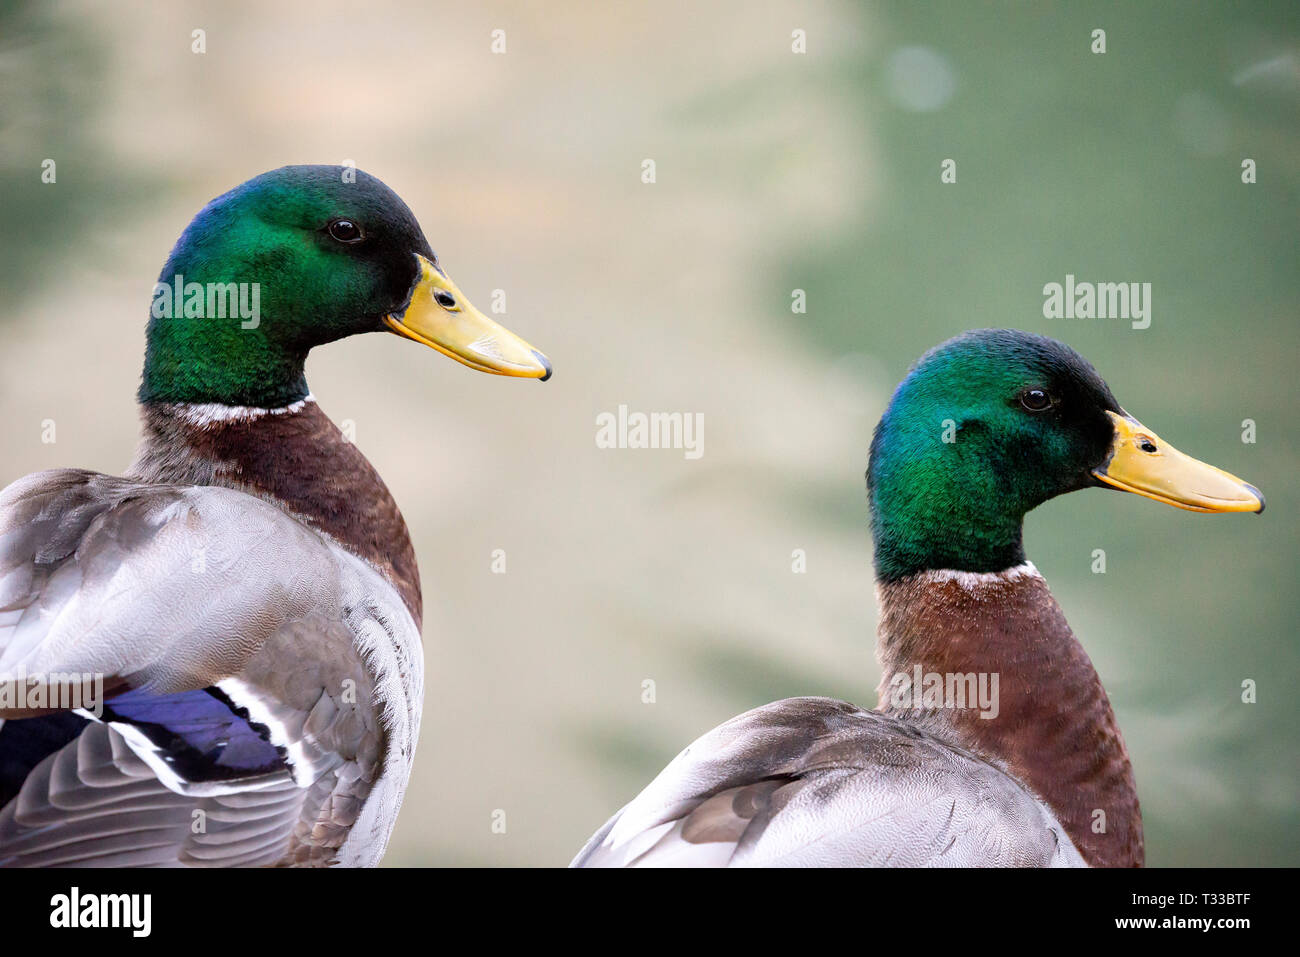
<box><xmin>573</xmin><ymin>329</ymin><xmax>1262</xmax><ymax>867</ymax></box>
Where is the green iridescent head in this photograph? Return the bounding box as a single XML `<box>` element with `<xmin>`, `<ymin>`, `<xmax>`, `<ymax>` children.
<box><xmin>867</xmin><ymin>329</ymin><xmax>1262</xmax><ymax>581</ymax></box>
<box><xmin>139</xmin><ymin>165</ymin><xmax>550</xmax><ymax>408</ymax></box>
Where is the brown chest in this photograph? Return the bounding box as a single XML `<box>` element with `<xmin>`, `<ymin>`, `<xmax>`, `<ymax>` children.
<box><xmin>876</xmin><ymin>567</ymin><xmax>1144</xmax><ymax>867</ymax></box>
<box><xmin>130</xmin><ymin>401</ymin><xmax>422</xmax><ymax>626</ymax></box>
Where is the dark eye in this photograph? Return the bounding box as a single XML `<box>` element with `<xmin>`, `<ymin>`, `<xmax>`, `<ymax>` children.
<box><xmin>1019</xmin><ymin>388</ymin><xmax>1053</xmax><ymax>412</ymax></box>
<box><xmin>327</xmin><ymin>219</ymin><xmax>363</xmax><ymax>243</ymax></box>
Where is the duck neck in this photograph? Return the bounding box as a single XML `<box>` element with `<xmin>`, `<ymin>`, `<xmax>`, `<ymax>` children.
<box><xmin>874</xmin><ymin>563</ymin><xmax>1143</xmax><ymax>867</ymax></box>
<box><xmin>127</xmin><ymin>397</ymin><xmax>422</xmax><ymax>626</ymax></box>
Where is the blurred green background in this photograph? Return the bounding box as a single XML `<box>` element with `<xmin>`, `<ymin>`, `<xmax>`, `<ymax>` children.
<box><xmin>0</xmin><ymin>0</ymin><xmax>1295</xmax><ymax>865</ymax></box>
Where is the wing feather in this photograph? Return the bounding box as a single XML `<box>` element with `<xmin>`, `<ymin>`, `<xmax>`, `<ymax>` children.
<box><xmin>0</xmin><ymin>469</ymin><xmax>417</xmax><ymax>867</ymax></box>
<box><xmin>573</xmin><ymin>697</ymin><xmax>1085</xmax><ymax>867</ymax></box>
<box><xmin>0</xmin><ymin>469</ymin><xmax>338</xmax><ymax>693</ymax></box>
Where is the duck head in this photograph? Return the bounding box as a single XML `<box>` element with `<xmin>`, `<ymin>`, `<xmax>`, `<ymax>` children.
<box><xmin>867</xmin><ymin>329</ymin><xmax>1263</xmax><ymax>581</ymax></box>
<box><xmin>139</xmin><ymin>165</ymin><xmax>550</xmax><ymax>407</ymax></box>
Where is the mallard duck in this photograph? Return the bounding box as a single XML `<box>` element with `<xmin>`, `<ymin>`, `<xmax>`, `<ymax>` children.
<box><xmin>0</xmin><ymin>165</ymin><xmax>550</xmax><ymax>867</ymax></box>
<box><xmin>572</xmin><ymin>329</ymin><xmax>1262</xmax><ymax>868</ymax></box>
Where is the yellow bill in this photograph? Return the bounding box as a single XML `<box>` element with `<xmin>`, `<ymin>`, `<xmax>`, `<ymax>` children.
<box><xmin>1092</xmin><ymin>410</ymin><xmax>1263</xmax><ymax>513</ymax></box>
<box><xmin>384</xmin><ymin>254</ymin><xmax>551</xmax><ymax>380</ymax></box>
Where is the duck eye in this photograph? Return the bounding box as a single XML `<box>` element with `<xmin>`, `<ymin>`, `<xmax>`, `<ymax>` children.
<box><xmin>1019</xmin><ymin>388</ymin><xmax>1052</xmax><ymax>412</ymax></box>
<box><xmin>327</xmin><ymin>219</ymin><xmax>363</xmax><ymax>243</ymax></box>
<box><xmin>434</xmin><ymin>291</ymin><xmax>457</xmax><ymax>309</ymax></box>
